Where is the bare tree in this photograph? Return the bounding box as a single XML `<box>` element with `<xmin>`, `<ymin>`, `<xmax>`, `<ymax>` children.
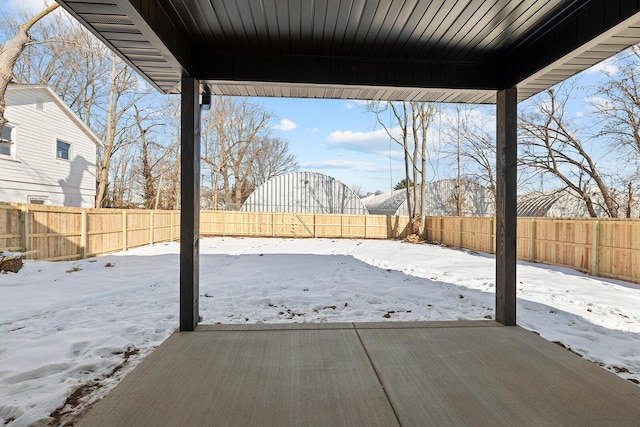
<box><xmin>201</xmin><ymin>99</ymin><xmax>226</xmax><ymax>209</ymax></box>
<box><xmin>132</xmin><ymin>104</ymin><xmax>173</xmax><ymax>208</ymax></box>
<box><xmin>368</xmin><ymin>101</ymin><xmax>435</xmax><ymax>233</ymax></box>
<box><xmin>107</xmin><ymin>142</ymin><xmax>137</xmax><ymax>208</ymax></box>
<box><xmin>591</xmin><ymin>46</ymin><xmax>640</xmax><ymax>158</ymax></box>
<box><xmin>0</xmin><ymin>3</ymin><xmax>59</xmax><ymax>130</ymax></box>
<box><xmin>589</xmin><ymin>46</ymin><xmax>640</xmax><ymax>215</ymax></box>
<box><xmin>201</xmin><ymin>97</ymin><xmax>295</xmax><ymax>209</ymax></box>
<box><xmin>7</xmin><ymin>9</ymin><xmax>107</xmax><ymax>127</ymax></box>
<box><xmin>414</xmin><ymin>102</ymin><xmax>435</xmax><ymax>219</ymax></box>
<box><xmin>444</xmin><ymin>105</ymin><xmax>497</xmax><ymax>205</ymax></box>
<box><xmin>249</xmin><ymin>137</ymin><xmax>298</xmax><ymax>188</ymax></box>
<box><xmin>147</xmin><ymin>95</ymin><xmax>182</xmax><ymax>210</ymax></box>
<box><xmin>95</xmin><ymin>52</ymin><xmax>150</xmax><ymax>207</ymax></box>
<box><xmin>519</xmin><ymin>85</ymin><xmax>620</xmax><ymax>217</ymax></box>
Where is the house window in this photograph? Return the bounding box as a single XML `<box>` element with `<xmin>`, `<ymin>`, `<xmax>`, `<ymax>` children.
<box><xmin>35</xmin><ymin>96</ymin><xmax>45</xmax><ymax>111</ymax></box>
<box><xmin>56</xmin><ymin>140</ymin><xmax>71</xmax><ymax>160</ymax></box>
<box><xmin>1</xmin><ymin>125</ymin><xmax>13</xmax><ymax>156</ymax></box>
<box><xmin>28</xmin><ymin>196</ymin><xmax>48</xmax><ymax>205</ymax></box>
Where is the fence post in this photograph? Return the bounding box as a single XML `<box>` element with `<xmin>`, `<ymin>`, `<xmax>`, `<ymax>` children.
<box><xmin>529</xmin><ymin>218</ymin><xmax>536</xmax><ymax>263</ymax></box>
<box><xmin>170</xmin><ymin>211</ymin><xmax>174</xmax><ymax>242</ymax></box>
<box><xmin>150</xmin><ymin>211</ymin><xmax>155</xmax><ymax>245</ymax></box>
<box><xmin>439</xmin><ymin>216</ymin><xmax>444</xmax><ymax>244</ymax></box>
<box><xmin>21</xmin><ymin>205</ymin><xmax>29</xmax><ymax>252</ymax></box>
<box><xmin>122</xmin><ymin>210</ymin><xmax>127</xmax><ymax>251</ymax></box>
<box><xmin>313</xmin><ymin>214</ymin><xmax>317</xmax><ymax>238</ymax></box>
<box><xmin>80</xmin><ymin>210</ymin><xmax>87</xmax><ymax>259</ymax></box>
<box><xmin>364</xmin><ymin>214</ymin><xmax>368</xmax><ymax>239</ymax></box>
<box><xmin>459</xmin><ymin>217</ymin><xmax>463</xmax><ymax>248</ymax></box>
<box><xmin>489</xmin><ymin>217</ymin><xmax>495</xmax><ymax>254</ymax></box>
<box><xmin>271</xmin><ymin>212</ymin><xmax>275</xmax><ymax>237</ymax></box>
<box><xmin>592</xmin><ymin>220</ymin><xmax>600</xmax><ymax>277</ymax></box>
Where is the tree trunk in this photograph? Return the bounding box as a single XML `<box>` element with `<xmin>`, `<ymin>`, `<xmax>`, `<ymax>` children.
<box><xmin>411</xmin><ymin>103</ymin><xmax>419</xmax><ymax>223</ymax></box>
<box><xmin>627</xmin><ymin>182</ymin><xmax>633</xmax><ymax>218</ymax></box>
<box><xmin>0</xmin><ymin>4</ymin><xmax>59</xmax><ymax>130</ymax></box>
<box><xmin>134</xmin><ymin>106</ymin><xmax>156</xmax><ymax>208</ymax></box>
<box><xmin>95</xmin><ymin>55</ymin><xmax>117</xmax><ymax>207</ymax></box>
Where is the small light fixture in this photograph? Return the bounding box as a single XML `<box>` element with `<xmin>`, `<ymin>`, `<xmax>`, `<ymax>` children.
<box><xmin>200</xmin><ymin>85</ymin><xmax>212</xmax><ymax>110</ymax></box>
<box><xmin>200</xmin><ymin>93</ymin><xmax>211</xmax><ymax>110</ymax></box>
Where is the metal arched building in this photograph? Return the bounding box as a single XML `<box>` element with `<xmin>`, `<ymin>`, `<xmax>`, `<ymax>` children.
<box><xmin>364</xmin><ymin>179</ymin><xmax>495</xmax><ymax>217</ymax></box>
<box><xmin>241</xmin><ymin>172</ymin><xmax>369</xmax><ymax>214</ymax></box>
<box><xmin>517</xmin><ymin>189</ymin><xmax>640</xmax><ymax>218</ymax></box>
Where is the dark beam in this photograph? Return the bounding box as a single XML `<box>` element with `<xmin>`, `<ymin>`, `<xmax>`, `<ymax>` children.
<box><xmin>180</xmin><ymin>76</ymin><xmax>201</xmax><ymax>331</ymax></box>
<box><xmin>495</xmin><ymin>87</ymin><xmax>517</xmax><ymax>326</ymax></box>
<box><xmin>508</xmin><ymin>0</ymin><xmax>640</xmax><ymax>87</ymax></box>
<box><xmin>195</xmin><ymin>53</ymin><xmax>502</xmax><ymax>91</ymax></box>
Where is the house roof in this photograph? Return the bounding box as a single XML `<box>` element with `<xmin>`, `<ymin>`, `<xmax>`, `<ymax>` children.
<box><xmin>55</xmin><ymin>1</ymin><xmax>640</xmax><ymax>104</ymax></box>
<box><xmin>6</xmin><ymin>85</ymin><xmax>103</xmax><ymax>148</ymax></box>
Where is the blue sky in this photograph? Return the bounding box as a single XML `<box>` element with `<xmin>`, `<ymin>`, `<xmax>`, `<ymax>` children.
<box><xmin>261</xmin><ymin>97</ymin><xmax>405</xmax><ymax>194</ymax></box>
<box><xmin>260</xmin><ymin>97</ymin><xmax>489</xmax><ymax>195</ymax></box>
<box><xmin>257</xmin><ymin>55</ymin><xmax>623</xmax><ymax>195</ymax></box>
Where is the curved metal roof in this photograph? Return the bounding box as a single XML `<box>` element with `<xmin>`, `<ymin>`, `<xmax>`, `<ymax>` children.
<box><xmin>365</xmin><ymin>179</ymin><xmax>495</xmax><ymax>216</ymax></box>
<box><xmin>56</xmin><ymin>1</ymin><xmax>640</xmax><ymax>103</ymax></box>
<box><xmin>241</xmin><ymin>171</ymin><xmax>368</xmax><ymax>214</ymax></box>
<box><xmin>517</xmin><ymin>189</ymin><xmax>640</xmax><ymax>218</ymax></box>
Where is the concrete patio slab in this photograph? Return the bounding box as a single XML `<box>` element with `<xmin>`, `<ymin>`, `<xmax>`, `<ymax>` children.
<box><xmin>77</xmin><ymin>322</ymin><xmax>640</xmax><ymax>426</ymax></box>
<box><xmin>358</xmin><ymin>324</ymin><xmax>640</xmax><ymax>426</ymax></box>
<box><xmin>77</xmin><ymin>325</ymin><xmax>398</xmax><ymax>426</ymax></box>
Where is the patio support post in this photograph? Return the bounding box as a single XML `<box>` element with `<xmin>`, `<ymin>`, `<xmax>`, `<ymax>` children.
<box><xmin>180</xmin><ymin>76</ymin><xmax>201</xmax><ymax>331</ymax></box>
<box><xmin>495</xmin><ymin>87</ymin><xmax>517</xmax><ymax>326</ymax></box>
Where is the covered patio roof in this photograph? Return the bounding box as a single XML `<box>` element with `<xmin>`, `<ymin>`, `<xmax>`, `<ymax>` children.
<box><xmin>57</xmin><ymin>1</ymin><xmax>640</xmax><ymax>103</ymax></box>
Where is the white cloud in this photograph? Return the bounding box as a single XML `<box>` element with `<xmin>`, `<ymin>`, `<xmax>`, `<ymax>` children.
<box><xmin>583</xmin><ymin>96</ymin><xmax>613</xmax><ymax>111</ymax></box>
<box><xmin>343</xmin><ymin>100</ymin><xmax>370</xmax><ymax>110</ymax></box>
<box><xmin>273</xmin><ymin>119</ymin><xmax>297</xmax><ymax>131</ymax></box>
<box><xmin>324</xmin><ymin>127</ymin><xmax>401</xmax><ymax>155</ymax></box>
<box><xmin>326</xmin><ymin>128</ymin><xmax>396</xmax><ymax>143</ymax></box>
<box><xmin>325</xmin><ymin>123</ymin><xmax>450</xmax><ymax>159</ymax></box>
<box><xmin>585</xmin><ymin>57</ymin><xmax>619</xmax><ymax>76</ymax></box>
<box><xmin>300</xmin><ymin>159</ymin><xmax>387</xmax><ymax>173</ymax></box>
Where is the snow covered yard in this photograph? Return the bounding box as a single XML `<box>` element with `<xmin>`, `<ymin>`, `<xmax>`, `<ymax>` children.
<box><xmin>1</xmin><ymin>237</ymin><xmax>640</xmax><ymax>426</ymax></box>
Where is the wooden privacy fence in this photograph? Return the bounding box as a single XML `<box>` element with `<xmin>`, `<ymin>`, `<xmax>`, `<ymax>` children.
<box><xmin>0</xmin><ymin>203</ymin><xmax>180</xmax><ymax>261</ymax></box>
<box><xmin>515</xmin><ymin>217</ymin><xmax>640</xmax><ymax>285</ymax></box>
<box><xmin>426</xmin><ymin>216</ymin><xmax>640</xmax><ymax>285</ymax></box>
<box><xmin>1</xmin><ymin>204</ymin><xmax>639</xmax><ymax>285</ymax></box>
<box><xmin>0</xmin><ymin>206</ymin><xmax>410</xmax><ymax>261</ymax></box>
<box><xmin>199</xmin><ymin>211</ymin><xmax>412</xmax><ymax>239</ymax></box>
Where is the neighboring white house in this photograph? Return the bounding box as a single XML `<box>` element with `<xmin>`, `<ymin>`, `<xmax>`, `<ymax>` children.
<box><xmin>1</xmin><ymin>85</ymin><xmax>101</xmax><ymax>207</ymax></box>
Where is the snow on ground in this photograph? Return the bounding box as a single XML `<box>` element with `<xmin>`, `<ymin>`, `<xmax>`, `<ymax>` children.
<box><xmin>1</xmin><ymin>237</ymin><xmax>640</xmax><ymax>426</ymax></box>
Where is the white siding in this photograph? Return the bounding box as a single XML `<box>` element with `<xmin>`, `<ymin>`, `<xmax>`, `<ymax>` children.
<box><xmin>1</xmin><ymin>87</ymin><xmax>98</xmax><ymax>207</ymax></box>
